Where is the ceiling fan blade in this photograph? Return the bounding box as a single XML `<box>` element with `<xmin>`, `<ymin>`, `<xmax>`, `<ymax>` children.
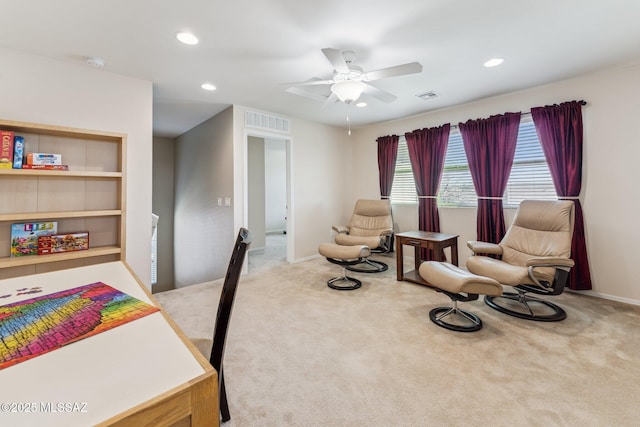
<box><xmin>322</xmin><ymin>92</ymin><xmax>339</xmax><ymax>108</ymax></box>
<box><xmin>285</xmin><ymin>86</ymin><xmax>329</xmax><ymax>102</ymax></box>
<box><xmin>362</xmin><ymin>83</ymin><xmax>397</xmax><ymax>103</ymax></box>
<box><xmin>321</xmin><ymin>48</ymin><xmax>350</xmax><ymax>74</ymax></box>
<box><xmin>283</xmin><ymin>77</ymin><xmax>334</xmax><ymax>87</ymax></box>
<box><xmin>364</xmin><ymin>62</ymin><xmax>423</xmax><ymax>81</ymax></box>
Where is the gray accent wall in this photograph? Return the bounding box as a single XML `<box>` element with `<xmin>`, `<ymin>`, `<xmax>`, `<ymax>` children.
<box><xmin>152</xmin><ymin>136</ymin><xmax>175</xmax><ymax>293</ymax></box>
<box><xmin>173</xmin><ymin>107</ymin><xmax>235</xmax><ymax>288</ymax></box>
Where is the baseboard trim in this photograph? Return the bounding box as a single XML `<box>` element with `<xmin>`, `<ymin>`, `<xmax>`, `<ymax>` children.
<box><xmin>566</xmin><ymin>289</ymin><xmax>640</xmax><ymax>307</ymax></box>
<box><xmin>294</xmin><ymin>254</ymin><xmax>322</xmax><ymax>263</ymax></box>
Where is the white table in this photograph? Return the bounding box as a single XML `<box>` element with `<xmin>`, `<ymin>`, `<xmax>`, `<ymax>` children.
<box><xmin>0</xmin><ymin>261</ymin><xmax>218</xmax><ymax>427</ymax></box>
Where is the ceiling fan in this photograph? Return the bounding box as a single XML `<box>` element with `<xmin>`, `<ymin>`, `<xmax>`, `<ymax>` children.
<box><xmin>285</xmin><ymin>48</ymin><xmax>423</xmax><ymax>106</ymax></box>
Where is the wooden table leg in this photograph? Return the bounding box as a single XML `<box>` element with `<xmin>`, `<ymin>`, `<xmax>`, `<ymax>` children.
<box><xmin>451</xmin><ymin>240</ymin><xmax>459</xmax><ymax>266</ymax></box>
<box><xmin>396</xmin><ymin>238</ymin><xmax>403</xmax><ymax>281</ymax></box>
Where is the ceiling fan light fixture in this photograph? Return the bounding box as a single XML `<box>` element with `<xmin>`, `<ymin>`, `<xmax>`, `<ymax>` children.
<box><xmin>331</xmin><ymin>80</ymin><xmax>365</xmax><ymax>104</ymax></box>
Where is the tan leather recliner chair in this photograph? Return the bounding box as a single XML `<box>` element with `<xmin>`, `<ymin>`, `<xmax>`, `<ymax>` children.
<box><xmin>333</xmin><ymin>199</ymin><xmax>394</xmax><ymax>273</ymax></box>
<box><xmin>466</xmin><ymin>199</ymin><xmax>575</xmax><ymax>321</ymax></box>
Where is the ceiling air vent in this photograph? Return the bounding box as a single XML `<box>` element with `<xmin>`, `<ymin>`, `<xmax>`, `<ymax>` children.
<box><xmin>245</xmin><ymin>111</ymin><xmax>291</xmax><ymax>134</ymax></box>
<box><xmin>416</xmin><ymin>91</ymin><xmax>440</xmax><ymax>101</ymax></box>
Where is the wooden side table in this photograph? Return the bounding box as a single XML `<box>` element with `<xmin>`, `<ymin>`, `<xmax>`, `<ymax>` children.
<box><xmin>395</xmin><ymin>231</ymin><xmax>459</xmax><ymax>286</ymax></box>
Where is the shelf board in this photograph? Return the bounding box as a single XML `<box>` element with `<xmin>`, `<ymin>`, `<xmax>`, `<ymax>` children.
<box><xmin>0</xmin><ymin>119</ymin><xmax>126</xmax><ymax>141</ymax></box>
<box><xmin>0</xmin><ymin>210</ymin><xmax>122</xmax><ymax>222</ymax></box>
<box><xmin>0</xmin><ymin>169</ymin><xmax>121</xmax><ymax>178</ymax></box>
<box><xmin>0</xmin><ymin>246</ymin><xmax>122</xmax><ymax>268</ymax></box>
<box><xmin>401</xmin><ymin>269</ymin><xmax>435</xmax><ymax>288</ymax></box>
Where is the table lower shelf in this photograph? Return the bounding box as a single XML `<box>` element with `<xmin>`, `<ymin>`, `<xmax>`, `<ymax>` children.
<box><xmin>399</xmin><ymin>269</ymin><xmax>435</xmax><ymax>288</ymax></box>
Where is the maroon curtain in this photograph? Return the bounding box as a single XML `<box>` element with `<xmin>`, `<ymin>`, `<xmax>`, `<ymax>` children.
<box><xmin>405</xmin><ymin>124</ymin><xmax>451</xmax><ymax>260</ymax></box>
<box><xmin>459</xmin><ymin>112</ymin><xmax>521</xmax><ymax>244</ymax></box>
<box><xmin>377</xmin><ymin>135</ymin><xmax>399</xmax><ymax>199</ymax></box>
<box><xmin>531</xmin><ymin>100</ymin><xmax>592</xmax><ymax>290</ymax></box>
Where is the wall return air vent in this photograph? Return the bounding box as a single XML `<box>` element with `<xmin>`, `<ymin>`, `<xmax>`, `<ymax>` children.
<box><xmin>245</xmin><ymin>111</ymin><xmax>291</xmax><ymax>134</ymax></box>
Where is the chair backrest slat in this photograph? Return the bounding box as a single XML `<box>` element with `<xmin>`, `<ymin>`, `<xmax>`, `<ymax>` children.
<box><xmin>209</xmin><ymin>228</ymin><xmax>252</xmax><ymax>371</ymax></box>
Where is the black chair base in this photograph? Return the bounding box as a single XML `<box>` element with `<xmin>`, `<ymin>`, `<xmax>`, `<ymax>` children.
<box><xmin>323</xmin><ymin>255</ymin><xmax>366</xmax><ymax>291</ymax></box>
<box><xmin>429</xmin><ymin>302</ymin><xmax>483</xmax><ymax>332</ymax></box>
<box><xmin>485</xmin><ymin>292</ymin><xmax>567</xmax><ymax>322</ymax></box>
<box><xmin>327</xmin><ymin>275</ymin><xmax>362</xmax><ymax>291</ymax></box>
<box><xmin>346</xmin><ymin>258</ymin><xmax>388</xmax><ymax>273</ymax></box>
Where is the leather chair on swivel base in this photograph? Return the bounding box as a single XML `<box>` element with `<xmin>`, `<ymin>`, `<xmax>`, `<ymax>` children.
<box><xmin>332</xmin><ymin>199</ymin><xmax>394</xmax><ymax>273</ymax></box>
<box><xmin>466</xmin><ymin>200</ymin><xmax>575</xmax><ymax>322</ymax></box>
<box><xmin>318</xmin><ymin>243</ymin><xmax>371</xmax><ymax>290</ymax></box>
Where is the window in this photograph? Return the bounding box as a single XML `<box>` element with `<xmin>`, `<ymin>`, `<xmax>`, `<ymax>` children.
<box><xmin>390</xmin><ymin>119</ymin><xmax>557</xmax><ymax>207</ymax></box>
<box><xmin>390</xmin><ymin>136</ymin><xmax>417</xmax><ymax>204</ymax></box>
<box><xmin>438</xmin><ymin>131</ymin><xmax>476</xmax><ymax>206</ymax></box>
<box><xmin>503</xmin><ymin>120</ymin><xmax>557</xmax><ymax>206</ymax></box>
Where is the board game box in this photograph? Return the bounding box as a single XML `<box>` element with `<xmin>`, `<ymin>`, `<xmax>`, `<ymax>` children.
<box><xmin>12</xmin><ymin>135</ymin><xmax>24</xmax><ymax>169</ymax></box>
<box><xmin>10</xmin><ymin>222</ymin><xmax>58</xmax><ymax>256</ymax></box>
<box><xmin>0</xmin><ymin>130</ymin><xmax>14</xmax><ymax>169</ymax></box>
<box><xmin>38</xmin><ymin>232</ymin><xmax>89</xmax><ymax>255</ymax></box>
<box><xmin>26</xmin><ymin>152</ymin><xmax>62</xmax><ymax>165</ymax></box>
<box><xmin>21</xmin><ymin>164</ymin><xmax>69</xmax><ymax>170</ymax></box>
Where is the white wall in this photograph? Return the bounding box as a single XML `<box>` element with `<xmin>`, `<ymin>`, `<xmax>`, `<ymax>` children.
<box><xmin>0</xmin><ymin>47</ymin><xmax>153</xmax><ymax>286</ymax></box>
<box><xmin>174</xmin><ymin>107</ymin><xmax>235</xmax><ymax>287</ymax></box>
<box><xmin>233</xmin><ymin>106</ymin><xmax>354</xmax><ymax>262</ymax></box>
<box><xmin>246</xmin><ymin>136</ymin><xmax>287</xmax><ymax>250</ymax></box>
<box><xmin>247</xmin><ymin>136</ymin><xmax>266</xmax><ymax>249</ymax></box>
<box><xmin>351</xmin><ymin>63</ymin><xmax>640</xmax><ymax>304</ymax></box>
<box><xmin>264</xmin><ymin>139</ymin><xmax>287</xmax><ymax>233</ymax></box>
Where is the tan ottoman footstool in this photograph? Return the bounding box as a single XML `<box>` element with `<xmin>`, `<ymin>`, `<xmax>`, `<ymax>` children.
<box><xmin>419</xmin><ymin>261</ymin><xmax>503</xmax><ymax>332</ymax></box>
<box><xmin>318</xmin><ymin>243</ymin><xmax>371</xmax><ymax>290</ymax></box>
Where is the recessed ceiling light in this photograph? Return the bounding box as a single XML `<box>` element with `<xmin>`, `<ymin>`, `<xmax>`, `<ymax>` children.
<box><xmin>176</xmin><ymin>32</ymin><xmax>199</xmax><ymax>45</ymax></box>
<box><xmin>201</xmin><ymin>83</ymin><xmax>216</xmax><ymax>91</ymax></box>
<box><xmin>356</xmin><ymin>102</ymin><xmax>367</xmax><ymax>108</ymax></box>
<box><xmin>483</xmin><ymin>58</ymin><xmax>504</xmax><ymax>67</ymax></box>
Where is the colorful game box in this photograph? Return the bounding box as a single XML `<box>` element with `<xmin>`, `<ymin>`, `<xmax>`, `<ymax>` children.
<box><xmin>0</xmin><ymin>130</ymin><xmax>14</xmax><ymax>169</ymax></box>
<box><xmin>21</xmin><ymin>164</ymin><xmax>69</xmax><ymax>171</ymax></box>
<box><xmin>26</xmin><ymin>152</ymin><xmax>62</xmax><ymax>165</ymax></box>
<box><xmin>10</xmin><ymin>222</ymin><xmax>58</xmax><ymax>256</ymax></box>
<box><xmin>38</xmin><ymin>232</ymin><xmax>89</xmax><ymax>255</ymax></box>
<box><xmin>12</xmin><ymin>136</ymin><xmax>24</xmax><ymax>169</ymax></box>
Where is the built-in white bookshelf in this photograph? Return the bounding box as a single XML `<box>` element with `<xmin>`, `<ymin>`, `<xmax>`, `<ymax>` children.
<box><xmin>0</xmin><ymin>119</ymin><xmax>126</xmax><ymax>279</ymax></box>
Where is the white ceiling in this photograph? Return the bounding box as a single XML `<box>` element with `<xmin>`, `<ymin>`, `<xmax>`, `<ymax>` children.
<box><xmin>2</xmin><ymin>0</ymin><xmax>639</xmax><ymax>138</ymax></box>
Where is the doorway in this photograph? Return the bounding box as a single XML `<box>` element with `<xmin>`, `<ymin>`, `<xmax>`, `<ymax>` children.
<box><xmin>246</xmin><ymin>134</ymin><xmax>291</xmax><ymax>271</ymax></box>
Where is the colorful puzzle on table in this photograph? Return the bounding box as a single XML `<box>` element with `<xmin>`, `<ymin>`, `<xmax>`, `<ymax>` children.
<box><xmin>0</xmin><ymin>282</ymin><xmax>160</xmax><ymax>370</ymax></box>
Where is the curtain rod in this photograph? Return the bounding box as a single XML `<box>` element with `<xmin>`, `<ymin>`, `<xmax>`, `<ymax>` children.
<box><xmin>446</xmin><ymin>100</ymin><xmax>587</xmax><ymax>130</ymax></box>
<box><xmin>382</xmin><ymin>100</ymin><xmax>587</xmax><ymax>137</ymax></box>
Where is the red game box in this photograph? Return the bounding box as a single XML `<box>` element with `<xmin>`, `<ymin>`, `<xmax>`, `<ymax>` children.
<box><xmin>38</xmin><ymin>232</ymin><xmax>89</xmax><ymax>255</ymax></box>
<box><xmin>0</xmin><ymin>130</ymin><xmax>14</xmax><ymax>169</ymax></box>
<box><xmin>22</xmin><ymin>164</ymin><xmax>69</xmax><ymax>171</ymax></box>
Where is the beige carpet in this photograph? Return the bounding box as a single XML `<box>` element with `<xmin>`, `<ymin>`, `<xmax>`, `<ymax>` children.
<box><xmin>155</xmin><ymin>254</ymin><xmax>640</xmax><ymax>427</ymax></box>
